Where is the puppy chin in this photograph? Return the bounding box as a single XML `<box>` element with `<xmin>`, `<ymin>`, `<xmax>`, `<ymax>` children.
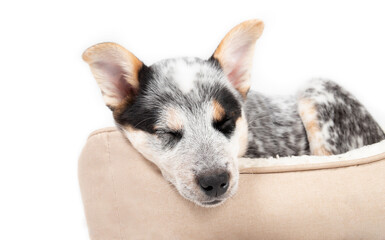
<box><xmin>183</xmin><ymin>195</ymin><xmax>228</xmax><ymax>208</ymax></box>
<box><xmin>195</xmin><ymin>199</ymin><xmax>226</xmax><ymax>208</ymax></box>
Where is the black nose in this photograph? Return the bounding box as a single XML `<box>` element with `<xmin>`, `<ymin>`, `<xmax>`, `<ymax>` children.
<box><xmin>197</xmin><ymin>172</ymin><xmax>230</xmax><ymax>197</ymax></box>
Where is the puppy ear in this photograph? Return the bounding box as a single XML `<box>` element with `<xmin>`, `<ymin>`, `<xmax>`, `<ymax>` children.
<box><xmin>211</xmin><ymin>19</ymin><xmax>264</xmax><ymax>98</ymax></box>
<box><xmin>82</xmin><ymin>42</ymin><xmax>143</xmax><ymax>110</ymax></box>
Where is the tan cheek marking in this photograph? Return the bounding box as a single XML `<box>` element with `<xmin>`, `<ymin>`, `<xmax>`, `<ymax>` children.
<box><xmin>213</xmin><ymin>100</ymin><xmax>225</xmax><ymax>121</ymax></box>
<box><xmin>165</xmin><ymin>108</ymin><xmax>183</xmax><ymax>131</ymax></box>
<box><xmin>123</xmin><ymin>126</ymin><xmax>158</xmax><ymax>161</ymax></box>
<box><xmin>236</xmin><ymin>116</ymin><xmax>249</xmax><ymax>157</ymax></box>
<box><xmin>123</xmin><ymin>126</ymin><xmax>147</xmax><ymax>147</ymax></box>
<box><xmin>298</xmin><ymin>99</ymin><xmax>331</xmax><ymax>156</ymax></box>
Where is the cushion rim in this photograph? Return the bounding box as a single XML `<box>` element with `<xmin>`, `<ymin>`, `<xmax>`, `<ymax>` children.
<box><xmin>87</xmin><ymin>127</ymin><xmax>385</xmax><ymax>174</ymax></box>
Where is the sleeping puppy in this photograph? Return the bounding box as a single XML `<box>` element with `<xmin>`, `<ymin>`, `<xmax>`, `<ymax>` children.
<box><xmin>83</xmin><ymin>19</ymin><xmax>385</xmax><ymax>207</ymax></box>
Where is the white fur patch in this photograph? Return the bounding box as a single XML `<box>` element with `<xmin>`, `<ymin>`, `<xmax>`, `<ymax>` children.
<box><xmin>172</xmin><ymin>59</ymin><xmax>201</xmax><ymax>93</ymax></box>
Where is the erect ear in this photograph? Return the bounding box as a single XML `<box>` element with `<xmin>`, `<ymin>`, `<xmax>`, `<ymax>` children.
<box><xmin>82</xmin><ymin>42</ymin><xmax>143</xmax><ymax>110</ymax></box>
<box><xmin>211</xmin><ymin>19</ymin><xmax>264</xmax><ymax>98</ymax></box>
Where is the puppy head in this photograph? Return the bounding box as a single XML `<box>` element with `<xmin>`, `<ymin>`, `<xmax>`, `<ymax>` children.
<box><xmin>83</xmin><ymin>19</ymin><xmax>263</xmax><ymax>207</ymax></box>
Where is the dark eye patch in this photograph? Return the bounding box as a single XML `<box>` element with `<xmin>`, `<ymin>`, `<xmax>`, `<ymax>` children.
<box><xmin>210</xmin><ymin>83</ymin><xmax>242</xmax><ymax>138</ymax></box>
<box><xmin>155</xmin><ymin>129</ymin><xmax>183</xmax><ymax>148</ymax></box>
<box><xmin>213</xmin><ymin>115</ymin><xmax>236</xmax><ymax>138</ymax></box>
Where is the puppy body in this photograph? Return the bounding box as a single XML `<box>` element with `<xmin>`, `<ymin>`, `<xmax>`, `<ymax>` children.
<box><xmin>244</xmin><ymin>79</ymin><xmax>385</xmax><ymax>158</ymax></box>
<box><xmin>244</xmin><ymin>92</ymin><xmax>309</xmax><ymax>158</ymax></box>
<box><xmin>83</xmin><ymin>20</ymin><xmax>384</xmax><ymax>207</ymax></box>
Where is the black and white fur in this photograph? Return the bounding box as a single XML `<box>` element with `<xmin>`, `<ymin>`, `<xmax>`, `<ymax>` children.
<box><xmin>83</xmin><ymin>20</ymin><xmax>384</xmax><ymax>207</ymax></box>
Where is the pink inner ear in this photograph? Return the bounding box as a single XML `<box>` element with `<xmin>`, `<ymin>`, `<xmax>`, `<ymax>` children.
<box><xmin>228</xmin><ymin>62</ymin><xmax>246</xmax><ymax>88</ymax></box>
<box><xmin>117</xmin><ymin>75</ymin><xmax>138</xmax><ymax>99</ymax></box>
<box><xmin>226</xmin><ymin>44</ymin><xmax>250</xmax><ymax>88</ymax></box>
<box><xmin>95</xmin><ymin>61</ymin><xmax>137</xmax><ymax>100</ymax></box>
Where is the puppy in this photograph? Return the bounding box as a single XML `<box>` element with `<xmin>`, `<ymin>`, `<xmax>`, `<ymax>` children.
<box><xmin>83</xmin><ymin>19</ymin><xmax>385</xmax><ymax>207</ymax></box>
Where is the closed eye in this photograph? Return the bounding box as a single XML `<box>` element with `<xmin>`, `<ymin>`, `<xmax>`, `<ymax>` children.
<box><xmin>155</xmin><ymin>129</ymin><xmax>183</xmax><ymax>148</ymax></box>
<box><xmin>213</xmin><ymin>116</ymin><xmax>236</xmax><ymax>138</ymax></box>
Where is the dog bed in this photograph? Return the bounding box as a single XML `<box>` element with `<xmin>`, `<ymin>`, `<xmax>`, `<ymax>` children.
<box><xmin>78</xmin><ymin>127</ymin><xmax>385</xmax><ymax>240</ymax></box>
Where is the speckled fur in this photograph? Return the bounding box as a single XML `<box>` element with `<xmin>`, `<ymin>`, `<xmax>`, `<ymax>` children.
<box><xmin>244</xmin><ymin>79</ymin><xmax>385</xmax><ymax>157</ymax></box>
<box><xmin>298</xmin><ymin>79</ymin><xmax>385</xmax><ymax>155</ymax></box>
<box><xmin>116</xmin><ymin>58</ymin><xmax>244</xmax><ymax>207</ymax></box>
<box><xmin>84</xmin><ymin>54</ymin><xmax>385</xmax><ymax>207</ymax></box>
<box><xmin>244</xmin><ymin>93</ymin><xmax>310</xmax><ymax>157</ymax></box>
<box><xmin>83</xmin><ymin>20</ymin><xmax>384</xmax><ymax>208</ymax></box>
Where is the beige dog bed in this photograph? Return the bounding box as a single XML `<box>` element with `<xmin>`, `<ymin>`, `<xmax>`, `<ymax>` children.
<box><xmin>78</xmin><ymin>127</ymin><xmax>385</xmax><ymax>240</ymax></box>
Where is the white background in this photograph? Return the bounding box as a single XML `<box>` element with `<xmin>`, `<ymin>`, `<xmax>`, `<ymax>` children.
<box><xmin>1</xmin><ymin>0</ymin><xmax>384</xmax><ymax>239</ymax></box>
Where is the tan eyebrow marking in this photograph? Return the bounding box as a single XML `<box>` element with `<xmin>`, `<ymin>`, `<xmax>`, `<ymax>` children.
<box><xmin>213</xmin><ymin>100</ymin><xmax>225</xmax><ymax>121</ymax></box>
<box><xmin>165</xmin><ymin>108</ymin><xmax>183</xmax><ymax>131</ymax></box>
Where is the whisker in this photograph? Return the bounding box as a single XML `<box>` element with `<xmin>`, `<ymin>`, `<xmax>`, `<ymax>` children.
<box><xmin>132</xmin><ymin>116</ymin><xmax>158</xmax><ymax>129</ymax></box>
